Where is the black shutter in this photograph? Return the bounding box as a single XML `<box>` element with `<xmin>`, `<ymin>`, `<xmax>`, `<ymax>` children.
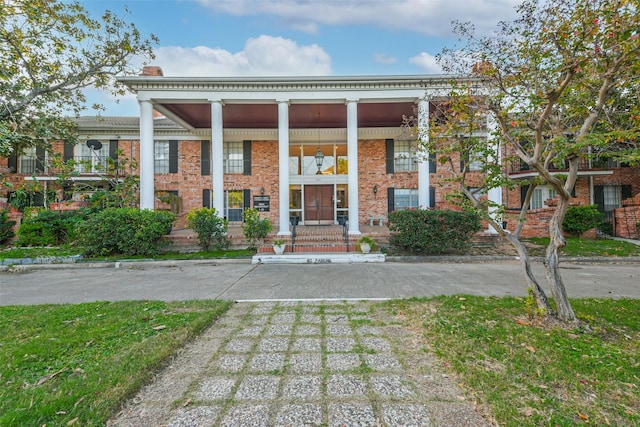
<box><xmin>8</xmin><ymin>150</ymin><xmax>17</xmax><ymax>172</ymax></box>
<box><xmin>109</xmin><ymin>140</ymin><xmax>119</xmax><ymax>160</ymax></box>
<box><xmin>201</xmin><ymin>140</ymin><xmax>210</xmax><ymax>176</ymax></box>
<box><xmin>168</xmin><ymin>140</ymin><xmax>178</xmax><ymax>173</ymax></box>
<box><xmin>428</xmin><ymin>152</ymin><xmax>436</xmax><ymax>173</ymax></box>
<box><xmin>429</xmin><ymin>187</ymin><xmax>436</xmax><ymax>208</ymax></box>
<box><xmin>594</xmin><ymin>185</ymin><xmax>604</xmax><ymax>212</ymax></box>
<box><xmin>622</xmin><ymin>185</ymin><xmax>632</xmax><ymax>201</ymax></box>
<box><xmin>35</xmin><ymin>145</ymin><xmax>45</xmax><ymax>172</ymax></box>
<box><xmin>243</xmin><ymin>140</ymin><xmax>252</xmax><ymax>175</ymax></box>
<box><xmin>63</xmin><ymin>142</ymin><xmax>74</xmax><ymax>162</ymax></box>
<box><xmin>521</xmin><ymin>185</ymin><xmax>530</xmax><ymax>208</ymax></box>
<box><xmin>385</xmin><ymin>139</ymin><xmax>394</xmax><ymax>174</ymax></box>
<box><xmin>387</xmin><ymin>187</ymin><xmax>395</xmax><ymax>213</ymax></box>
<box><xmin>243</xmin><ymin>189</ymin><xmax>251</xmax><ymax>210</ymax></box>
<box><xmin>570</xmin><ymin>185</ymin><xmax>576</xmax><ymax>198</ymax></box>
<box><xmin>203</xmin><ymin>189</ymin><xmax>211</xmax><ymax>208</ymax></box>
<box><xmin>460</xmin><ymin>152</ymin><xmax>469</xmax><ymax>172</ymax></box>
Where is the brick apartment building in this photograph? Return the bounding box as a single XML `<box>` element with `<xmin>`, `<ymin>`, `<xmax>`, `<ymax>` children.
<box><xmin>1</xmin><ymin>67</ymin><xmax>639</xmax><ymax>238</ymax></box>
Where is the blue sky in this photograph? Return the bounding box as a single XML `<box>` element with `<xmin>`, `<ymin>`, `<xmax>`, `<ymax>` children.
<box><xmin>81</xmin><ymin>0</ymin><xmax>520</xmax><ymax>115</ymax></box>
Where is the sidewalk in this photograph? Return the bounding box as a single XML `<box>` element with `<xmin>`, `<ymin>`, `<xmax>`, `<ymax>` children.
<box><xmin>108</xmin><ymin>300</ymin><xmax>488</xmax><ymax>427</ymax></box>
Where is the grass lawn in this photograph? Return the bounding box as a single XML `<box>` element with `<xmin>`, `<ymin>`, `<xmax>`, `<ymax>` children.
<box><xmin>0</xmin><ymin>300</ymin><xmax>232</xmax><ymax>426</ymax></box>
<box><xmin>380</xmin><ymin>297</ymin><xmax>640</xmax><ymax>427</ymax></box>
<box><xmin>526</xmin><ymin>237</ymin><xmax>640</xmax><ymax>257</ymax></box>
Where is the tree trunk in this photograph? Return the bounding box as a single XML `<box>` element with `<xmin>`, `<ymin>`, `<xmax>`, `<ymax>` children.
<box><xmin>505</xmin><ymin>233</ymin><xmax>553</xmax><ymax>314</ymax></box>
<box><xmin>544</xmin><ymin>195</ymin><xmax>577</xmax><ymax>321</ymax></box>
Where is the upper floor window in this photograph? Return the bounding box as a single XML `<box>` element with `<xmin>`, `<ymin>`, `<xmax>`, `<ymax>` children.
<box><xmin>155</xmin><ymin>141</ymin><xmax>170</xmax><ymax>174</ymax></box>
<box><xmin>224</xmin><ymin>141</ymin><xmax>243</xmax><ymax>173</ymax></box>
<box><xmin>19</xmin><ymin>147</ymin><xmax>38</xmax><ymax>174</ymax></box>
<box><xmin>394</xmin><ymin>140</ymin><xmax>418</xmax><ymax>172</ymax></box>
<box><xmin>75</xmin><ymin>141</ymin><xmax>110</xmax><ymax>174</ymax></box>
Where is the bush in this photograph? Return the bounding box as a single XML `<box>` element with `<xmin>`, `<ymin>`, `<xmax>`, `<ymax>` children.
<box><xmin>562</xmin><ymin>205</ymin><xmax>604</xmax><ymax>236</ymax></box>
<box><xmin>185</xmin><ymin>208</ymin><xmax>229</xmax><ymax>251</ymax></box>
<box><xmin>77</xmin><ymin>208</ymin><xmax>175</xmax><ymax>257</ymax></box>
<box><xmin>16</xmin><ymin>210</ymin><xmax>89</xmax><ymax>246</ymax></box>
<box><xmin>242</xmin><ymin>208</ymin><xmax>272</xmax><ymax>250</ymax></box>
<box><xmin>0</xmin><ymin>210</ymin><xmax>16</xmax><ymax>246</ymax></box>
<box><xmin>388</xmin><ymin>208</ymin><xmax>482</xmax><ymax>254</ymax></box>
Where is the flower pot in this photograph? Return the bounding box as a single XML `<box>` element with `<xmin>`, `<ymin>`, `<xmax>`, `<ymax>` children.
<box><xmin>273</xmin><ymin>244</ymin><xmax>286</xmax><ymax>255</ymax></box>
<box><xmin>359</xmin><ymin>242</ymin><xmax>371</xmax><ymax>254</ymax></box>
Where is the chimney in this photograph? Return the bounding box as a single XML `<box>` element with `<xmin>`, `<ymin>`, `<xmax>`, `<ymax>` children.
<box><xmin>141</xmin><ymin>66</ymin><xmax>164</xmax><ymax>76</ymax></box>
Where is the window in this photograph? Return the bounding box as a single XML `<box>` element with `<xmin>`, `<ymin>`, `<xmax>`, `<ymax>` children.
<box><xmin>602</xmin><ymin>185</ymin><xmax>622</xmax><ymax>212</ymax></box>
<box><xmin>394</xmin><ymin>140</ymin><xmax>417</xmax><ymax>172</ymax></box>
<box><xmin>530</xmin><ymin>186</ymin><xmax>557</xmax><ymax>209</ymax></box>
<box><xmin>19</xmin><ymin>147</ymin><xmax>38</xmax><ymax>174</ymax></box>
<box><xmin>224</xmin><ymin>141</ymin><xmax>243</xmax><ymax>173</ymax></box>
<box><xmin>155</xmin><ymin>141</ymin><xmax>170</xmax><ymax>174</ymax></box>
<box><xmin>75</xmin><ymin>141</ymin><xmax>110</xmax><ymax>174</ymax></box>
<box><xmin>225</xmin><ymin>190</ymin><xmax>244</xmax><ymax>221</ymax></box>
<box><xmin>394</xmin><ymin>189</ymin><xmax>419</xmax><ymax>210</ymax></box>
<box><xmin>468</xmin><ymin>149</ymin><xmax>484</xmax><ymax>171</ymax></box>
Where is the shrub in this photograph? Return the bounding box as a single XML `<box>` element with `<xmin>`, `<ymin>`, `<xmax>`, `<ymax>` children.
<box><xmin>0</xmin><ymin>210</ymin><xmax>16</xmax><ymax>246</ymax></box>
<box><xmin>185</xmin><ymin>208</ymin><xmax>229</xmax><ymax>251</ymax></box>
<box><xmin>562</xmin><ymin>205</ymin><xmax>604</xmax><ymax>236</ymax></box>
<box><xmin>16</xmin><ymin>210</ymin><xmax>89</xmax><ymax>246</ymax></box>
<box><xmin>77</xmin><ymin>208</ymin><xmax>175</xmax><ymax>257</ymax></box>
<box><xmin>388</xmin><ymin>208</ymin><xmax>482</xmax><ymax>254</ymax></box>
<box><xmin>242</xmin><ymin>208</ymin><xmax>272</xmax><ymax>250</ymax></box>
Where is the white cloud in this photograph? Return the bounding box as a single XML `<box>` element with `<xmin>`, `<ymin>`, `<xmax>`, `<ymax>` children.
<box><xmin>152</xmin><ymin>35</ymin><xmax>332</xmax><ymax>76</ymax></box>
<box><xmin>409</xmin><ymin>52</ymin><xmax>442</xmax><ymax>74</ymax></box>
<box><xmin>197</xmin><ymin>0</ymin><xmax>519</xmax><ymax>36</ymax></box>
<box><xmin>373</xmin><ymin>53</ymin><xmax>397</xmax><ymax>65</ymax></box>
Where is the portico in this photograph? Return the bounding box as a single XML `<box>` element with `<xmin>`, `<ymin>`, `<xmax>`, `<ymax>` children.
<box><xmin>119</xmin><ymin>69</ymin><xmax>454</xmax><ymax>235</ymax></box>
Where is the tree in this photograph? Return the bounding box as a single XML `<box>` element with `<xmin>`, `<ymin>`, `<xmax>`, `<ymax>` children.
<box><xmin>428</xmin><ymin>0</ymin><xmax>640</xmax><ymax>321</ymax></box>
<box><xmin>0</xmin><ymin>0</ymin><xmax>157</xmax><ymax>157</ymax></box>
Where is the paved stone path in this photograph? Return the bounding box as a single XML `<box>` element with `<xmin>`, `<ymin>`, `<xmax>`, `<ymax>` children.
<box><xmin>109</xmin><ymin>301</ymin><xmax>489</xmax><ymax>427</ymax></box>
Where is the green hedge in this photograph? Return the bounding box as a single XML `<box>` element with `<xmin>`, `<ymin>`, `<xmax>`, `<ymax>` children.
<box><xmin>77</xmin><ymin>208</ymin><xmax>175</xmax><ymax>257</ymax></box>
<box><xmin>16</xmin><ymin>210</ymin><xmax>89</xmax><ymax>246</ymax></box>
<box><xmin>388</xmin><ymin>209</ymin><xmax>482</xmax><ymax>254</ymax></box>
<box><xmin>0</xmin><ymin>210</ymin><xmax>16</xmax><ymax>246</ymax></box>
<box><xmin>185</xmin><ymin>208</ymin><xmax>229</xmax><ymax>251</ymax></box>
<box><xmin>562</xmin><ymin>205</ymin><xmax>604</xmax><ymax>236</ymax></box>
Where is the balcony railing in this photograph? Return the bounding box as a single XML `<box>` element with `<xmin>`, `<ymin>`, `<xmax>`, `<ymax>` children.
<box><xmin>508</xmin><ymin>158</ymin><xmax>622</xmax><ymax>175</ymax></box>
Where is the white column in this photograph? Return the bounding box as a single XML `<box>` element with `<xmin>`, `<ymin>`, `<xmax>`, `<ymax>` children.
<box><xmin>139</xmin><ymin>99</ymin><xmax>155</xmax><ymax>210</ymax></box>
<box><xmin>486</xmin><ymin>112</ymin><xmax>503</xmax><ymax>232</ymax></box>
<box><xmin>347</xmin><ymin>99</ymin><xmax>360</xmax><ymax>235</ymax></box>
<box><xmin>210</xmin><ymin>100</ymin><xmax>224</xmax><ymax>215</ymax></box>
<box><xmin>417</xmin><ymin>98</ymin><xmax>430</xmax><ymax>209</ymax></box>
<box><xmin>277</xmin><ymin>100</ymin><xmax>291</xmax><ymax>236</ymax></box>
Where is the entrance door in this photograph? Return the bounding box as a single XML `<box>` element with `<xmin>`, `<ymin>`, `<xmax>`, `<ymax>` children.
<box><xmin>304</xmin><ymin>185</ymin><xmax>333</xmax><ymax>224</ymax></box>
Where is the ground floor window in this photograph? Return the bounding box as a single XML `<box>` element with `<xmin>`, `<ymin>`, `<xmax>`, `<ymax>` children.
<box><xmin>530</xmin><ymin>186</ymin><xmax>557</xmax><ymax>210</ymax></box>
<box><xmin>393</xmin><ymin>189</ymin><xmax>419</xmax><ymax>210</ymax></box>
<box><xmin>225</xmin><ymin>190</ymin><xmax>244</xmax><ymax>221</ymax></box>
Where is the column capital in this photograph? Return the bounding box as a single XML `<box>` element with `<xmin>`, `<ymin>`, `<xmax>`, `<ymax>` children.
<box><xmin>208</xmin><ymin>99</ymin><xmax>225</xmax><ymax>106</ymax></box>
<box><xmin>345</xmin><ymin>98</ymin><xmax>359</xmax><ymax>105</ymax></box>
<box><xmin>276</xmin><ymin>99</ymin><xmax>290</xmax><ymax>105</ymax></box>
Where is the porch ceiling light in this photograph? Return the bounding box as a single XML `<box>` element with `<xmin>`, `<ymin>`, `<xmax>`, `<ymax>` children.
<box><xmin>315</xmin><ymin>147</ymin><xmax>324</xmax><ymax>174</ymax></box>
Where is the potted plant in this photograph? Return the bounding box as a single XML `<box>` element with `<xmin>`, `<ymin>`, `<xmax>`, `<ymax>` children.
<box><xmin>272</xmin><ymin>238</ymin><xmax>286</xmax><ymax>255</ymax></box>
<box><xmin>358</xmin><ymin>235</ymin><xmax>377</xmax><ymax>254</ymax></box>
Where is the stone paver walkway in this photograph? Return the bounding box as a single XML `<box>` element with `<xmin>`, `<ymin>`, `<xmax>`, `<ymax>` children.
<box><xmin>109</xmin><ymin>301</ymin><xmax>489</xmax><ymax>427</ymax></box>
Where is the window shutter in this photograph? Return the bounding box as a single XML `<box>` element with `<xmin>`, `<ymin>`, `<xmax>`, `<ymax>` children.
<box><xmin>243</xmin><ymin>140</ymin><xmax>252</xmax><ymax>175</ymax></box>
<box><xmin>385</xmin><ymin>139</ymin><xmax>394</xmax><ymax>174</ymax></box>
<box><xmin>201</xmin><ymin>140</ymin><xmax>210</xmax><ymax>176</ymax></box>
<box><xmin>35</xmin><ymin>145</ymin><xmax>46</xmax><ymax>172</ymax></box>
<box><xmin>203</xmin><ymin>189</ymin><xmax>211</xmax><ymax>208</ymax></box>
<box><xmin>8</xmin><ymin>151</ymin><xmax>17</xmax><ymax>172</ymax></box>
<box><xmin>520</xmin><ymin>185</ymin><xmax>530</xmax><ymax>209</ymax></box>
<box><xmin>622</xmin><ymin>185</ymin><xmax>632</xmax><ymax>201</ymax></box>
<box><xmin>63</xmin><ymin>142</ymin><xmax>74</xmax><ymax>162</ymax></box>
<box><xmin>168</xmin><ymin>140</ymin><xmax>178</xmax><ymax>173</ymax></box>
<box><xmin>428</xmin><ymin>152</ymin><xmax>436</xmax><ymax>173</ymax></box>
<box><xmin>387</xmin><ymin>187</ymin><xmax>395</xmax><ymax>213</ymax></box>
<box><xmin>243</xmin><ymin>189</ymin><xmax>251</xmax><ymax>210</ymax></box>
<box><xmin>594</xmin><ymin>185</ymin><xmax>604</xmax><ymax>212</ymax></box>
<box><xmin>570</xmin><ymin>185</ymin><xmax>576</xmax><ymax>198</ymax></box>
<box><xmin>109</xmin><ymin>140</ymin><xmax>119</xmax><ymax>160</ymax></box>
<box><xmin>429</xmin><ymin>187</ymin><xmax>436</xmax><ymax>208</ymax></box>
<box><xmin>460</xmin><ymin>152</ymin><xmax>469</xmax><ymax>173</ymax></box>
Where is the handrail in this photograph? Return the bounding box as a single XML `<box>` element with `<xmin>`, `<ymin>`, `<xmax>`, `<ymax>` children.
<box><xmin>290</xmin><ymin>217</ymin><xmax>297</xmax><ymax>252</ymax></box>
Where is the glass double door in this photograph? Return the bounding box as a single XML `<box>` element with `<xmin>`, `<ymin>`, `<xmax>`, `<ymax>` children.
<box><xmin>304</xmin><ymin>185</ymin><xmax>334</xmax><ymax>225</ymax></box>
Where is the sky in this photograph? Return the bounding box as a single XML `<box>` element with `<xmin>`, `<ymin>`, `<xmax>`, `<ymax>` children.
<box><xmin>81</xmin><ymin>0</ymin><xmax>520</xmax><ymax>116</ymax></box>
